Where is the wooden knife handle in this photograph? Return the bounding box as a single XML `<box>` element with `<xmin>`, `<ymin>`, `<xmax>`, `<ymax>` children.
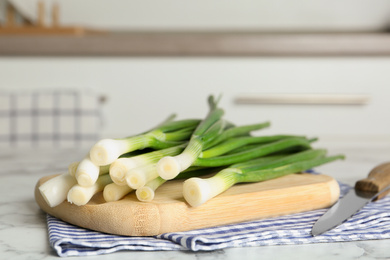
<box><xmin>355</xmin><ymin>162</ymin><xmax>390</xmax><ymax>200</ymax></box>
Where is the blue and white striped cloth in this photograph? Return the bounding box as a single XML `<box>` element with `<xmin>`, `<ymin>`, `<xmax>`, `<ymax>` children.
<box><xmin>46</xmin><ymin>182</ymin><xmax>390</xmax><ymax>257</ymax></box>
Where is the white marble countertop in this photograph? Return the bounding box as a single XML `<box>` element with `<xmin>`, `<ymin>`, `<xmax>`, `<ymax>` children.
<box><xmin>1</xmin><ymin>137</ymin><xmax>390</xmax><ymax>259</ymax></box>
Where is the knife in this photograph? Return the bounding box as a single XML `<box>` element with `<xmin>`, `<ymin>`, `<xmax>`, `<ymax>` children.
<box><xmin>311</xmin><ymin>162</ymin><xmax>390</xmax><ymax>236</ymax></box>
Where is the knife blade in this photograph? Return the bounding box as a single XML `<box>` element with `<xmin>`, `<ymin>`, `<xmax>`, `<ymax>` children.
<box><xmin>311</xmin><ymin>162</ymin><xmax>390</xmax><ymax>236</ymax></box>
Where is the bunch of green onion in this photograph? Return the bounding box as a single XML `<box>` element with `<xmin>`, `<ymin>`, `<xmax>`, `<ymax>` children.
<box><xmin>38</xmin><ymin>95</ymin><xmax>345</xmax><ymax>208</ymax></box>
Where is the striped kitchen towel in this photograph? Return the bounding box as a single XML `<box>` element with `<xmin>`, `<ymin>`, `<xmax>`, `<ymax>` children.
<box><xmin>46</xmin><ymin>182</ymin><xmax>390</xmax><ymax>257</ymax></box>
<box><xmin>0</xmin><ymin>89</ymin><xmax>103</xmax><ymax>148</ymax></box>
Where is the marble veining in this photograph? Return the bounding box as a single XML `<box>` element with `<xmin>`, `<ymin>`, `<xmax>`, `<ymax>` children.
<box><xmin>0</xmin><ymin>140</ymin><xmax>389</xmax><ymax>259</ymax></box>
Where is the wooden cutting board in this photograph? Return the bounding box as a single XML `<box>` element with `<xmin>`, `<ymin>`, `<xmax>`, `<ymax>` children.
<box><xmin>35</xmin><ymin>173</ymin><xmax>339</xmax><ymax>236</ymax></box>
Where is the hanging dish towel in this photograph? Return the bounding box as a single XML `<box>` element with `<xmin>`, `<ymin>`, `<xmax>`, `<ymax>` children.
<box><xmin>0</xmin><ymin>89</ymin><xmax>103</xmax><ymax>148</ymax></box>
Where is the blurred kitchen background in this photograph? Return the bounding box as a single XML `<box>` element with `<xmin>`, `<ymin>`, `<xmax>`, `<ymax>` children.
<box><xmin>1</xmin><ymin>0</ymin><xmax>390</xmax><ymax>149</ymax></box>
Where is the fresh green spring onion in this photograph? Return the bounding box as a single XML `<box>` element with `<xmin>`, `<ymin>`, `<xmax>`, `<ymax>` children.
<box><xmin>135</xmin><ymin>177</ymin><xmax>166</xmax><ymax>202</ymax></box>
<box><xmin>103</xmin><ymin>182</ymin><xmax>133</xmax><ymax>202</ymax></box>
<box><xmin>73</xmin><ymin>155</ymin><xmax>101</xmax><ymax>187</ymax></box>
<box><xmin>126</xmin><ymin>164</ymin><xmax>208</xmax><ymax>190</ymax></box>
<box><xmin>135</xmin><ymin>166</ymin><xmax>223</xmax><ymax>202</ymax></box>
<box><xmin>127</xmin><ymin>161</ymin><xmax>222</xmax><ymax>191</ymax></box>
<box><xmin>69</xmin><ymin>160</ymin><xmax>110</xmax><ymax>182</ymax></box>
<box><xmin>67</xmin><ymin>174</ymin><xmax>112</xmax><ymax>206</ymax></box>
<box><xmin>69</xmin><ymin>149</ymin><xmax>148</xmax><ymax>184</ymax></box>
<box><xmin>39</xmin><ymin>173</ymin><xmax>77</xmax><ymax>208</ymax></box>
<box><xmin>193</xmin><ymin>137</ymin><xmax>313</xmax><ymax>167</ymax></box>
<box><xmin>183</xmin><ymin>154</ymin><xmax>345</xmax><ymax>207</ymax></box>
<box><xmin>200</xmin><ymin>135</ymin><xmax>305</xmax><ymax>158</ymax></box>
<box><xmin>230</xmin><ymin>148</ymin><xmax>327</xmax><ymax>170</ymax></box>
<box><xmin>89</xmin><ymin>119</ymin><xmax>201</xmax><ymax>166</ymax></box>
<box><xmin>40</xmin><ymin>96</ymin><xmax>346</xmax><ymax>209</ymax></box>
<box><xmin>202</xmin><ymin>121</ymin><xmax>271</xmax><ymax>149</ymax></box>
<box><xmin>220</xmin><ymin>153</ymin><xmax>292</xmax><ymax>169</ymax></box>
<box><xmin>157</xmin><ymin>95</ymin><xmax>225</xmax><ymax>180</ymax></box>
<box><xmin>110</xmin><ymin>144</ymin><xmax>186</xmax><ymax>186</ymax></box>
<box><xmin>68</xmin><ymin>162</ymin><xmax>79</xmax><ymax>176</ymax></box>
<box><xmin>126</xmin><ymin>164</ymin><xmax>159</xmax><ymax>189</ymax></box>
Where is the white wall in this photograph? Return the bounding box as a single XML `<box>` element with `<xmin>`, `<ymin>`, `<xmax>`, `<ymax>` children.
<box><xmin>1</xmin><ymin>57</ymin><xmax>389</xmax><ymax>140</ymax></box>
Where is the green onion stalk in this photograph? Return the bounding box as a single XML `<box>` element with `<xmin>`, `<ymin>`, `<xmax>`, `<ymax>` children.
<box><xmin>110</xmin><ymin>144</ymin><xmax>187</xmax><ymax>186</ymax></box>
<box><xmin>126</xmin><ymin>163</ymin><xmax>160</xmax><ymax>189</ymax></box>
<box><xmin>135</xmin><ymin>166</ymin><xmax>224</xmax><ymax>202</ymax></box>
<box><xmin>70</xmin><ymin>150</ymin><xmax>145</xmax><ymax>187</ymax></box>
<box><xmin>89</xmin><ymin>118</ymin><xmax>201</xmax><ymax>166</ymax></box>
<box><xmin>157</xmin><ymin>95</ymin><xmax>226</xmax><ymax>180</ymax></box>
<box><xmin>39</xmin><ymin>173</ymin><xmax>78</xmax><ymax>208</ymax></box>
<box><xmin>103</xmin><ymin>182</ymin><xmax>133</xmax><ymax>202</ymax></box>
<box><xmin>71</xmin><ymin>157</ymin><xmax>111</xmax><ymax>187</ymax></box>
<box><xmin>125</xmin><ymin>149</ymin><xmax>221</xmax><ymax>190</ymax></box>
<box><xmin>200</xmin><ymin>135</ymin><xmax>305</xmax><ymax>158</ymax></box>
<box><xmin>136</xmin><ymin>177</ymin><xmax>166</xmax><ymax>202</ymax></box>
<box><xmin>183</xmin><ymin>152</ymin><xmax>345</xmax><ymax>207</ymax></box>
<box><xmin>202</xmin><ymin>121</ymin><xmax>271</xmax><ymax>149</ymax></box>
<box><xmin>126</xmin><ymin>159</ymin><xmax>222</xmax><ymax>190</ymax></box>
<box><xmin>193</xmin><ymin>137</ymin><xmax>314</xmax><ymax>167</ymax></box>
<box><xmin>68</xmin><ymin>162</ymin><xmax>80</xmax><ymax>176</ymax></box>
<box><xmin>67</xmin><ymin>174</ymin><xmax>113</xmax><ymax>206</ymax></box>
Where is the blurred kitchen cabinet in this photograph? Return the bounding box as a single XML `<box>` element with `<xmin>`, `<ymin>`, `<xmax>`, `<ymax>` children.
<box><xmin>0</xmin><ymin>32</ymin><xmax>389</xmax><ymax>139</ymax></box>
<box><xmin>1</xmin><ymin>56</ymin><xmax>389</xmax><ymax>139</ymax></box>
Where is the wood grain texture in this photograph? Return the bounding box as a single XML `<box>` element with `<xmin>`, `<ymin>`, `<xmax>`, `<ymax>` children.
<box><xmin>0</xmin><ymin>27</ymin><xmax>103</xmax><ymax>36</ymax></box>
<box><xmin>355</xmin><ymin>162</ymin><xmax>390</xmax><ymax>200</ymax></box>
<box><xmin>35</xmin><ymin>173</ymin><xmax>340</xmax><ymax>236</ymax></box>
<box><xmin>1</xmin><ymin>32</ymin><xmax>390</xmax><ymax>56</ymax></box>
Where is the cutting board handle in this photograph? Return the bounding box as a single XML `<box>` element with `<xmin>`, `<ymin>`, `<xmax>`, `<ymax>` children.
<box><xmin>355</xmin><ymin>162</ymin><xmax>390</xmax><ymax>200</ymax></box>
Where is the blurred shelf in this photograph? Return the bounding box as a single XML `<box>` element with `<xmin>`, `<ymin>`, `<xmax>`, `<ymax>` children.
<box><xmin>0</xmin><ymin>26</ymin><xmax>104</xmax><ymax>36</ymax></box>
<box><xmin>1</xmin><ymin>31</ymin><xmax>390</xmax><ymax>56</ymax></box>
